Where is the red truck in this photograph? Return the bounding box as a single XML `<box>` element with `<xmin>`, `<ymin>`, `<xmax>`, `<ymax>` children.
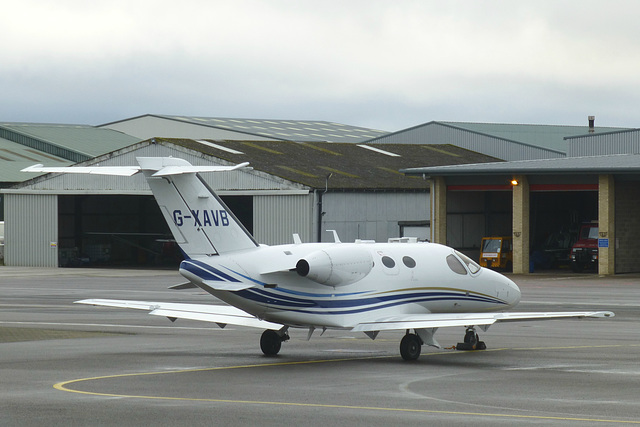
<box><xmin>570</xmin><ymin>222</ymin><xmax>598</xmax><ymax>272</ymax></box>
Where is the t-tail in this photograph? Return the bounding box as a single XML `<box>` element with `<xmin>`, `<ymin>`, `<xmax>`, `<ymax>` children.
<box><xmin>136</xmin><ymin>157</ymin><xmax>259</xmax><ymax>257</ymax></box>
<box><xmin>21</xmin><ymin>157</ymin><xmax>259</xmax><ymax>258</ymax></box>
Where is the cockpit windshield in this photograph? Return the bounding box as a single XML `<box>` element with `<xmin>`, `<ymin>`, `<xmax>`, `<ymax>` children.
<box><xmin>446</xmin><ymin>250</ymin><xmax>481</xmax><ymax>275</ymax></box>
<box><xmin>455</xmin><ymin>250</ymin><xmax>481</xmax><ymax>274</ymax></box>
<box><xmin>580</xmin><ymin>226</ymin><xmax>599</xmax><ymax>240</ymax></box>
<box><xmin>446</xmin><ymin>254</ymin><xmax>467</xmax><ymax>275</ymax></box>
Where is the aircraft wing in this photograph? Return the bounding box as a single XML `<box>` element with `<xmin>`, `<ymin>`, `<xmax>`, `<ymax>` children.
<box><xmin>75</xmin><ymin>299</ymin><xmax>283</xmax><ymax>329</ymax></box>
<box><xmin>351</xmin><ymin>310</ymin><xmax>614</xmax><ymax>332</ymax></box>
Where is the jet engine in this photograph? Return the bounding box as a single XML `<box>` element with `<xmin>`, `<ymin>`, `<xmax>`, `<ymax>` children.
<box><xmin>296</xmin><ymin>246</ymin><xmax>374</xmax><ymax>287</ymax></box>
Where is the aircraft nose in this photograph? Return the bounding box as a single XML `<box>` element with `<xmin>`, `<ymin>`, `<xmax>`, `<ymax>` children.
<box><xmin>505</xmin><ymin>275</ymin><xmax>521</xmax><ymax>307</ymax></box>
<box><xmin>482</xmin><ymin>267</ymin><xmax>521</xmax><ymax>307</ymax></box>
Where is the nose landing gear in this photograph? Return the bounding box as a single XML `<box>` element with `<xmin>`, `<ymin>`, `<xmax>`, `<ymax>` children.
<box><xmin>456</xmin><ymin>327</ymin><xmax>486</xmax><ymax>351</ymax></box>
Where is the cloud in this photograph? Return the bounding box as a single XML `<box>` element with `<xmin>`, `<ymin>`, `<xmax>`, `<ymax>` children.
<box><xmin>2</xmin><ymin>0</ymin><xmax>640</xmax><ymax>130</ymax></box>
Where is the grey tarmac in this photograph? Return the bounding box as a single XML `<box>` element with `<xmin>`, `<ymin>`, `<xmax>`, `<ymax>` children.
<box><xmin>0</xmin><ymin>266</ymin><xmax>638</xmax><ymax>426</ymax></box>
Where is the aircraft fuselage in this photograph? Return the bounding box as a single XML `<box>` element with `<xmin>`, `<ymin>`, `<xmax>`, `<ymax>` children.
<box><xmin>179</xmin><ymin>241</ymin><xmax>521</xmax><ymax>329</ymax></box>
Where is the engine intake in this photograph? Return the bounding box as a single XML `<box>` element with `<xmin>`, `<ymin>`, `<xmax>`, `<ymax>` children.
<box><xmin>296</xmin><ymin>246</ymin><xmax>373</xmax><ymax>287</ymax></box>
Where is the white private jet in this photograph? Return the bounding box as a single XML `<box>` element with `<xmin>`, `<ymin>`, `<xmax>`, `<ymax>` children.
<box><xmin>22</xmin><ymin>157</ymin><xmax>614</xmax><ymax>360</ymax></box>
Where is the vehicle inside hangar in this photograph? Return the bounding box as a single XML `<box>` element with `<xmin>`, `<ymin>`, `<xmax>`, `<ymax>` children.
<box><xmin>447</xmin><ymin>187</ymin><xmax>597</xmax><ymax>271</ymax></box>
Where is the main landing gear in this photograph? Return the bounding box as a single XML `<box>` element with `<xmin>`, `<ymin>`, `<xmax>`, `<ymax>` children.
<box><xmin>400</xmin><ymin>333</ymin><xmax>422</xmax><ymax>361</ymax></box>
<box><xmin>399</xmin><ymin>327</ymin><xmax>487</xmax><ymax>360</ymax></box>
<box><xmin>260</xmin><ymin>328</ymin><xmax>290</xmax><ymax>356</ymax></box>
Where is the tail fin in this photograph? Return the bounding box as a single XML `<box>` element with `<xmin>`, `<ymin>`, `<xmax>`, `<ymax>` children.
<box><xmin>22</xmin><ymin>157</ymin><xmax>258</xmax><ymax>257</ymax></box>
<box><xmin>137</xmin><ymin>157</ymin><xmax>258</xmax><ymax>257</ymax></box>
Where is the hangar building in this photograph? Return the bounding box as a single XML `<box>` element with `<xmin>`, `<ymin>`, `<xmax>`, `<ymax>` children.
<box><xmin>368</xmin><ymin>120</ymin><xmax>628</xmax><ymax>161</ymax></box>
<box><xmin>403</xmin><ymin>126</ymin><xmax>640</xmax><ymax>275</ymax></box>
<box><xmin>3</xmin><ymin>138</ymin><xmax>495</xmax><ymax>267</ymax></box>
<box><xmin>5</xmin><ymin>115</ymin><xmax>639</xmax><ymax>275</ymax></box>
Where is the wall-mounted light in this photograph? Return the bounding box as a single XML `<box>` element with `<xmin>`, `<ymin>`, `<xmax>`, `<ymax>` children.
<box><xmin>510</xmin><ymin>179</ymin><xmax>519</xmax><ymax>186</ymax></box>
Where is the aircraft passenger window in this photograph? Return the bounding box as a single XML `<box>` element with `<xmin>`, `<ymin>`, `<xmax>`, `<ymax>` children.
<box><xmin>446</xmin><ymin>254</ymin><xmax>467</xmax><ymax>275</ymax></box>
<box><xmin>381</xmin><ymin>256</ymin><xmax>396</xmax><ymax>268</ymax></box>
<box><xmin>455</xmin><ymin>250</ymin><xmax>481</xmax><ymax>274</ymax></box>
<box><xmin>402</xmin><ymin>256</ymin><xmax>416</xmax><ymax>268</ymax></box>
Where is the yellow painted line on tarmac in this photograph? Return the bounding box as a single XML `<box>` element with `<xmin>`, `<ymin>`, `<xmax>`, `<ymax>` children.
<box><xmin>54</xmin><ymin>345</ymin><xmax>640</xmax><ymax>425</ymax></box>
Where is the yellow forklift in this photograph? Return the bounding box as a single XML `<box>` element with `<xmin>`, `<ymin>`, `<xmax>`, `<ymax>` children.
<box><xmin>479</xmin><ymin>236</ymin><xmax>513</xmax><ymax>271</ymax></box>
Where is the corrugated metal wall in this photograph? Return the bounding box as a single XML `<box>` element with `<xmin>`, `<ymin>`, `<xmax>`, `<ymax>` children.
<box><xmin>253</xmin><ymin>194</ymin><xmax>314</xmax><ymax>245</ymax></box>
<box><xmin>4</xmin><ymin>194</ymin><xmax>58</xmax><ymax>267</ymax></box>
<box><xmin>568</xmin><ymin>131</ymin><xmax>640</xmax><ymax>157</ymax></box>
<box><xmin>370</xmin><ymin>123</ymin><xmax>564</xmax><ymax>161</ymax></box>
<box><xmin>321</xmin><ymin>191</ymin><xmax>429</xmax><ymax>242</ymax></box>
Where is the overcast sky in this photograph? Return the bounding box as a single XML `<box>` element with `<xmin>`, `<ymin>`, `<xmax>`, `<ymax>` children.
<box><xmin>3</xmin><ymin>0</ymin><xmax>640</xmax><ymax>131</ymax></box>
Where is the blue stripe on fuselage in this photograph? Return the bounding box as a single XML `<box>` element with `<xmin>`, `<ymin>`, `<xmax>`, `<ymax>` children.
<box><xmin>235</xmin><ymin>287</ymin><xmax>507</xmax><ymax>315</ymax></box>
<box><xmin>181</xmin><ymin>261</ymin><xmax>507</xmax><ymax>316</ymax></box>
<box><xmin>180</xmin><ymin>259</ymin><xmax>241</xmax><ymax>282</ymax></box>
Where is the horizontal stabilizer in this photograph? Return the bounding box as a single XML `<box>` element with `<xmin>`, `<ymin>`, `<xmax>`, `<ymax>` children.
<box><xmin>75</xmin><ymin>299</ymin><xmax>282</xmax><ymax>329</ymax></box>
<box><xmin>151</xmin><ymin>162</ymin><xmax>251</xmax><ymax>176</ymax></box>
<box><xmin>21</xmin><ymin>160</ymin><xmax>251</xmax><ymax>177</ymax></box>
<box><xmin>21</xmin><ymin>164</ymin><xmax>140</xmax><ymax>176</ymax></box>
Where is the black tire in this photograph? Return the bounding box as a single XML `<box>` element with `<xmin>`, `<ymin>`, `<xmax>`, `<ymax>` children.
<box><xmin>260</xmin><ymin>330</ymin><xmax>282</xmax><ymax>356</ymax></box>
<box><xmin>570</xmin><ymin>261</ymin><xmax>583</xmax><ymax>273</ymax></box>
<box><xmin>400</xmin><ymin>334</ymin><xmax>422</xmax><ymax>361</ymax></box>
<box><xmin>463</xmin><ymin>329</ymin><xmax>477</xmax><ymax>345</ymax></box>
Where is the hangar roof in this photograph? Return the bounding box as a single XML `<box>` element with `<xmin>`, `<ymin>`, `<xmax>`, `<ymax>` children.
<box><xmin>0</xmin><ymin>138</ymin><xmax>71</xmax><ymax>182</ymax></box>
<box><xmin>0</xmin><ymin>123</ymin><xmax>141</xmax><ymax>184</ymax></box>
<box><xmin>0</xmin><ymin>123</ymin><xmax>140</xmax><ymax>159</ymax></box>
<box><xmin>366</xmin><ymin>121</ymin><xmax>629</xmax><ymax>155</ymax></box>
<box><xmin>437</xmin><ymin>122</ymin><xmax>628</xmax><ymax>152</ymax></box>
<box><xmin>162</xmin><ymin>138</ymin><xmax>500</xmax><ymax>189</ymax></box>
<box><xmin>102</xmin><ymin>115</ymin><xmax>388</xmax><ymax>143</ymax></box>
<box><xmin>401</xmin><ymin>153</ymin><xmax>640</xmax><ymax>177</ymax></box>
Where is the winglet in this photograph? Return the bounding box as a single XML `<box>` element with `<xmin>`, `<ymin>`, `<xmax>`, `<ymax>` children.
<box><xmin>590</xmin><ymin>311</ymin><xmax>615</xmax><ymax>318</ymax></box>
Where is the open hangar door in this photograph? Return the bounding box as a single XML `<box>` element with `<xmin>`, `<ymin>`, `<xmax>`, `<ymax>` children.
<box><xmin>447</xmin><ymin>188</ymin><xmax>512</xmax><ymax>262</ymax></box>
<box><xmin>57</xmin><ymin>194</ymin><xmax>252</xmax><ymax>267</ymax></box>
<box><xmin>614</xmin><ymin>181</ymin><xmax>640</xmax><ymax>273</ymax></box>
<box><xmin>529</xmin><ymin>187</ymin><xmax>597</xmax><ymax>270</ymax></box>
<box><xmin>446</xmin><ymin>184</ymin><xmax>597</xmax><ymax>271</ymax></box>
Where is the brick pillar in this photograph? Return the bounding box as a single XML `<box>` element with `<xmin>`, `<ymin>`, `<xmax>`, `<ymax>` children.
<box><xmin>512</xmin><ymin>175</ymin><xmax>530</xmax><ymax>274</ymax></box>
<box><xmin>598</xmin><ymin>174</ymin><xmax>615</xmax><ymax>275</ymax></box>
<box><xmin>431</xmin><ymin>177</ymin><xmax>447</xmax><ymax>244</ymax></box>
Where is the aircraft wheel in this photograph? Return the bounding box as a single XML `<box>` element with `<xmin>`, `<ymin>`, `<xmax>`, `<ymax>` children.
<box><xmin>463</xmin><ymin>329</ymin><xmax>478</xmax><ymax>345</ymax></box>
<box><xmin>400</xmin><ymin>333</ymin><xmax>422</xmax><ymax>361</ymax></box>
<box><xmin>570</xmin><ymin>261</ymin><xmax>584</xmax><ymax>273</ymax></box>
<box><xmin>260</xmin><ymin>330</ymin><xmax>282</xmax><ymax>356</ymax></box>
